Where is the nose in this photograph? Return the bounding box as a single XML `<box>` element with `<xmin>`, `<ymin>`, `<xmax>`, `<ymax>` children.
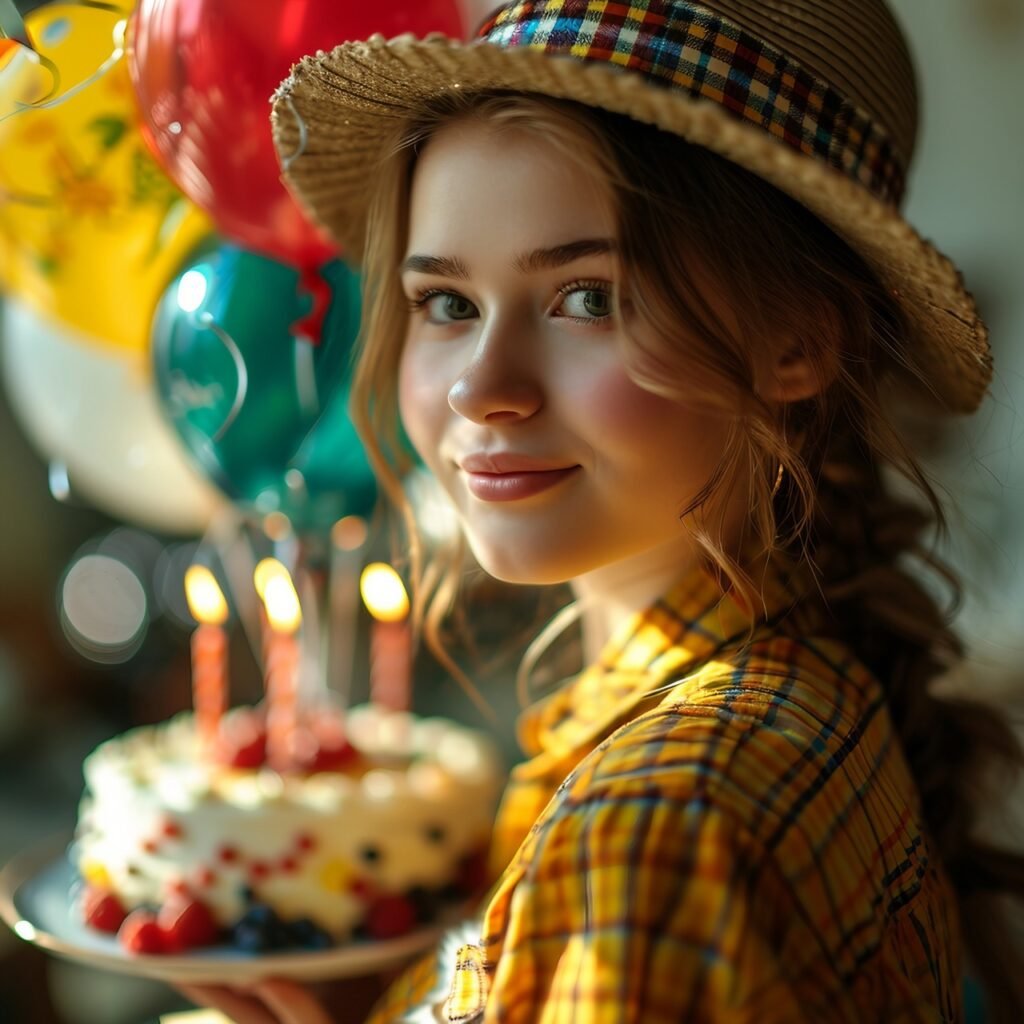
<box><xmin>447</xmin><ymin>314</ymin><xmax>543</xmax><ymax>424</ymax></box>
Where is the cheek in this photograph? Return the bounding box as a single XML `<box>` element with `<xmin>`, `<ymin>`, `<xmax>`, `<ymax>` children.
<box><xmin>575</xmin><ymin>365</ymin><xmax>679</xmax><ymax>439</ymax></box>
<box><xmin>574</xmin><ymin>364</ymin><xmax>727</xmax><ymax>474</ymax></box>
<box><xmin>398</xmin><ymin>344</ymin><xmax>447</xmax><ymax>470</ymax></box>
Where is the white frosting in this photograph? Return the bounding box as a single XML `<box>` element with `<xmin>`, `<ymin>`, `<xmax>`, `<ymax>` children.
<box><xmin>74</xmin><ymin>704</ymin><xmax>504</xmax><ymax>939</ymax></box>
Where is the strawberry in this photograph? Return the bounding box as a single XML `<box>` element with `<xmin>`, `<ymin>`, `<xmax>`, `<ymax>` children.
<box><xmin>365</xmin><ymin>894</ymin><xmax>417</xmax><ymax>940</ymax></box>
<box><xmin>81</xmin><ymin>886</ymin><xmax>127</xmax><ymax>933</ymax></box>
<box><xmin>216</xmin><ymin>710</ymin><xmax>267</xmax><ymax>769</ymax></box>
<box><xmin>119</xmin><ymin>909</ymin><xmax>165</xmax><ymax>954</ymax></box>
<box><xmin>308</xmin><ymin>738</ymin><xmax>359</xmax><ymax>773</ymax></box>
<box><xmin>157</xmin><ymin>896</ymin><xmax>221</xmax><ymax>952</ymax></box>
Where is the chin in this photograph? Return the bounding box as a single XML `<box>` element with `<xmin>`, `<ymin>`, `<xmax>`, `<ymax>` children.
<box><xmin>470</xmin><ymin>541</ymin><xmax>580</xmax><ymax>587</ymax></box>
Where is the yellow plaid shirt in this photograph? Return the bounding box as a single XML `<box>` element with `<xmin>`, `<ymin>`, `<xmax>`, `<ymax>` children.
<box><xmin>367</xmin><ymin>553</ymin><xmax>963</xmax><ymax>1022</ymax></box>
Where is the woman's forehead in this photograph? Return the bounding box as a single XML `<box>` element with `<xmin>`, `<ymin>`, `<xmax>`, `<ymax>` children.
<box><xmin>404</xmin><ymin>118</ymin><xmax>617</xmax><ymax>263</ymax></box>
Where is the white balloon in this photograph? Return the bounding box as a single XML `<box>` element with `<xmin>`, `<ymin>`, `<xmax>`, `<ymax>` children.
<box><xmin>1</xmin><ymin>298</ymin><xmax>224</xmax><ymax>534</ymax></box>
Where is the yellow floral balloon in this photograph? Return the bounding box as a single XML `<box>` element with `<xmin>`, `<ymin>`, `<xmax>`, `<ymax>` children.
<box><xmin>0</xmin><ymin>3</ymin><xmax>211</xmax><ymax>352</ymax></box>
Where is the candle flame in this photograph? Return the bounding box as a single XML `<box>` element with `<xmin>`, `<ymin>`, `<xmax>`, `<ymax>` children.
<box><xmin>360</xmin><ymin>563</ymin><xmax>409</xmax><ymax>623</ymax></box>
<box><xmin>263</xmin><ymin>575</ymin><xmax>302</xmax><ymax>633</ymax></box>
<box><xmin>254</xmin><ymin>557</ymin><xmax>290</xmax><ymax>600</ymax></box>
<box><xmin>184</xmin><ymin>566</ymin><xmax>228</xmax><ymax>626</ymax></box>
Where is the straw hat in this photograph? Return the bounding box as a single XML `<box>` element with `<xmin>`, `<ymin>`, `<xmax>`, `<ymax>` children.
<box><xmin>270</xmin><ymin>0</ymin><xmax>991</xmax><ymax>414</ymax></box>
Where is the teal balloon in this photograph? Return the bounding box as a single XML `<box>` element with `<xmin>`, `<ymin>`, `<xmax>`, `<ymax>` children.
<box><xmin>152</xmin><ymin>242</ymin><xmax>377</xmax><ymax>532</ymax></box>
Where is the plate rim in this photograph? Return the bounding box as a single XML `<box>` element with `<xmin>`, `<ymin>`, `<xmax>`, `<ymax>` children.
<box><xmin>0</xmin><ymin>835</ymin><xmax>456</xmax><ymax>983</ymax></box>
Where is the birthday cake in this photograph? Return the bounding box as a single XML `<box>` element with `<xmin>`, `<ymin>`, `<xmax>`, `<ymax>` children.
<box><xmin>72</xmin><ymin>702</ymin><xmax>504</xmax><ymax>955</ymax></box>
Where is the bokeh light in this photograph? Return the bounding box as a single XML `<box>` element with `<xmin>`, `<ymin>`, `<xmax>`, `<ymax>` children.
<box><xmin>59</xmin><ymin>553</ymin><xmax>148</xmax><ymax>663</ymax></box>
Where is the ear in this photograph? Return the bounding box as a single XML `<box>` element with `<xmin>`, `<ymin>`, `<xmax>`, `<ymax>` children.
<box><xmin>756</xmin><ymin>336</ymin><xmax>838</xmax><ymax>405</ymax></box>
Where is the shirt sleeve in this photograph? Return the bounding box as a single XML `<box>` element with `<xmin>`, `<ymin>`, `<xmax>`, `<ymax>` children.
<box><xmin>482</xmin><ymin>774</ymin><xmax>814</xmax><ymax>1023</ymax></box>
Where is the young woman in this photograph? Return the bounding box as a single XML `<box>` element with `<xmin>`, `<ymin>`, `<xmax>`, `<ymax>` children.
<box><xmin>182</xmin><ymin>1</ymin><xmax>1024</xmax><ymax>1020</ymax></box>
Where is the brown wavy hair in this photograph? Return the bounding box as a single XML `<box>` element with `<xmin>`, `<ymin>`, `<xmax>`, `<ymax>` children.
<box><xmin>350</xmin><ymin>92</ymin><xmax>1024</xmax><ymax>1018</ymax></box>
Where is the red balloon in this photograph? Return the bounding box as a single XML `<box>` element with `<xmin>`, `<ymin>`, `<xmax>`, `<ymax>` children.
<box><xmin>128</xmin><ymin>0</ymin><xmax>465</xmax><ymax>267</ymax></box>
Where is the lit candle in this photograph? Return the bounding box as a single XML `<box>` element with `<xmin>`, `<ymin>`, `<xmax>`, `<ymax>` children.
<box><xmin>256</xmin><ymin>561</ymin><xmax>302</xmax><ymax>773</ymax></box>
<box><xmin>183</xmin><ymin>565</ymin><xmax>229</xmax><ymax>754</ymax></box>
<box><xmin>359</xmin><ymin>563</ymin><xmax>411</xmax><ymax>713</ymax></box>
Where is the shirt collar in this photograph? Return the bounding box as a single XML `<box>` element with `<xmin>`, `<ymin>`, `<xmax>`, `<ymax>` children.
<box><xmin>515</xmin><ymin>546</ymin><xmax>823</xmax><ymax>771</ymax></box>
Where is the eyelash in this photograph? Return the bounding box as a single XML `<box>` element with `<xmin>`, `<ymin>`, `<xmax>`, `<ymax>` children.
<box><xmin>407</xmin><ymin>279</ymin><xmax>614</xmax><ymax>325</ymax></box>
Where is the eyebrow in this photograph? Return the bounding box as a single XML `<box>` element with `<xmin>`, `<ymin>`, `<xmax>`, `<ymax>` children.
<box><xmin>400</xmin><ymin>238</ymin><xmax>615</xmax><ymax>279</ymax></box>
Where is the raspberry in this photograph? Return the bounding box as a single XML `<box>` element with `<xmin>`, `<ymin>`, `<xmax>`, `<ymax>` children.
<box><xmin>157</xmin><ymin>897</ymin><xmax>221</xmax><ymax>952</ymax></box>
<box><xmin>81</xmin><ymin>886</ymin><xmax>127</xmax><ymax>933</ymax></box>
<box><xmin>365</xmin><ymin>894</ymin><xmax>417</xmax><ymax>940</ymax></box>
<box><xmin>119</xmin><ymin>909</ymin><xmax>166</xmax><ymax>954</ymax></box>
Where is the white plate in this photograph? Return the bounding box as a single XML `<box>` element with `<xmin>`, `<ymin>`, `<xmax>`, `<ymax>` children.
<box><xmin>0</xmin><ymin>838</ymin><xmax>451</xmax><ymax>984</ymax></box>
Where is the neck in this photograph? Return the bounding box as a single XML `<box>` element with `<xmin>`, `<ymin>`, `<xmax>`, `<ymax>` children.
<box><xmin>570</xmin><ymin>533</ymin><xmax>708</xmax><ymax>664</ymax></box>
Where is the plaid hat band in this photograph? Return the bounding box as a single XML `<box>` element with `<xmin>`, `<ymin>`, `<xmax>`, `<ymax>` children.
<box><xmin>477</xmin><ymin>0</ymin><xmax>906</xmax><ymax>207</ymax></box>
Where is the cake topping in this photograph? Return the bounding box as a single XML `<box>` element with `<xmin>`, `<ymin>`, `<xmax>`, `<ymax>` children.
<box><xmin>158</xmin><ymin>896</ymin><xmax>220</xmax><ymax>952</ymax></box>
<box><xmin>424</xmin><ymin>824</ymin><xmax>447</xmax><ymax>845</ymax></box>
<box><xmin>82</xmin><ymin>886</ymin><xmax>128</xmax><ymax>933</ymax></box>
<box><xmin>194</xmin><ymin>866</ymin><xmax>217</xmax><ymax>888</ymax></box>
<box><xmin>162</xmin><ymin>818</ymin><xmax>184</xmax><ymax>839</ymax></box>
<box><xmin>358</xmin><ymin>843</ymin><xmax>383</xmax><ymax>865</ymax></box>
<box><xmin>119</xmin><ymin>909</ymin><xmax>166</xmax><ymax>954</ymax></box>
<box><xmin>248</xmin><ymin>861</ymin><xmax>271</xmax><ymax>881</ymax></box>
<box><xmin>365</xmin><ymin>893</ymin><xmax>417</xmax><ymax>940</ymax></box>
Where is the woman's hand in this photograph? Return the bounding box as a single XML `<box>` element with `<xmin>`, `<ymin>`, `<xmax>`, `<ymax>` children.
<box><xmin>176</xmin><ymin>979</ymin><xmax>335</xmax><ymax>1024</ymax></box>
<box><xmin>176</xmin><ymin>970</ymin><xmax>396</xmax><ymax>1024</ymax></box>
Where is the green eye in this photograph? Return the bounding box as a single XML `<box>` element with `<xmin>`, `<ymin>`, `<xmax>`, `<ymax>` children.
<box><xmin>443</xmin><ymin>294</ymin><xmax>476</xmax><ymax>319</ymax></box>
<box><xmin>559</xmin><ymin>286</ymin><xmax>613</xmax><ymax>321</ymax></box>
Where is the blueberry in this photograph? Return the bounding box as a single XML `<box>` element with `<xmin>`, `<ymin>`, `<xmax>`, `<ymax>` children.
<box><xmin>287</xmin><ymin>918</ymin><xmax>334</xmax><ymax>950</ymax></box>
<box><xmin>241</xmin><ymin>904</ymin><xmax>279</xmax><ymax>929</ymax></box>
<box><xmin>232</xmin><ymin>920</ymin><xmax>273</xmax><ymax>953</ymax></box>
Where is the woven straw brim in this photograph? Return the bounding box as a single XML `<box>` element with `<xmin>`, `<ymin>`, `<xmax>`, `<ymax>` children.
<box><xmin>271</xmin><ymin>34</ymin><xmax>991</xmax><ymax>415</ymax></box>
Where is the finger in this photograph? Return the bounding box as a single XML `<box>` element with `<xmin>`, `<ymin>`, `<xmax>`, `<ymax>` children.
<box><xmin>251</xmin><ymin>978</ymin><xmax>335</xmax><ymax>1024</ymax></box>
<box><xmin>176</xmin><ymin>983</ymin><xmax>281</xmax><ymax>1024</ymax></box>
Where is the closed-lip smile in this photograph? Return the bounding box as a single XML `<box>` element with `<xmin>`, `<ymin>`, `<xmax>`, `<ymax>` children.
<box><xmin>457</xmin><ymin>452</ymin><xmax>581</xmax><ymax>501</ymax></box>
<box><xmin>459</xmin><ymin>452</ymin><xmax>576</xmax><ymax>474</ymax></box>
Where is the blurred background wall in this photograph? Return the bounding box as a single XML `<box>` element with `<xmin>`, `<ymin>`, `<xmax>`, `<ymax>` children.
<box><xmin>0</xmin><ymin>0</ymin><xmax>1021</xmax><ymax>1021</ymax></box>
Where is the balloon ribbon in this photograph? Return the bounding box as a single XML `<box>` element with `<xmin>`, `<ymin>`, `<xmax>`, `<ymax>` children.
<box><xmin>291</xmin><ymin>264</ymin><xmax>331</xmax><ymax>347</ymax></box>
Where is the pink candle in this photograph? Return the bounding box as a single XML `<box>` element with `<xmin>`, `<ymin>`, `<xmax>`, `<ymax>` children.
<box><xmin>256</xmin><ymin>563</ymin><xmax>302</xmax><ymax>773</ymax></box>
<box><xmin>265</xmin><ymin>630</ymin><xmax>300</xmax><ymax>773</ymax></box>
<box><xmin>184</xmin><ymin>566</ymin><xmax>229</xmax><ymax>755</ymax></box>
<box><xmin>360</xmin><ymin>563</ymin><xmax>411</xmax><ymax>713</ymax></box>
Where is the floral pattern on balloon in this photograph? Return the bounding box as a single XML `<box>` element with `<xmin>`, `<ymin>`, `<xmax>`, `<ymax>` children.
<box><xmin>0</xmin><ymin>2</ymin><xmax>211</xmax><ymax>352</ymax></box>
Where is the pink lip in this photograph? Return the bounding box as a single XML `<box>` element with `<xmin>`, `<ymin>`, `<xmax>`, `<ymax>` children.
<box><xmin>457</xmin><ymin>452</ymin><xmax>580</xmax><ymax>502</ymax></box>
